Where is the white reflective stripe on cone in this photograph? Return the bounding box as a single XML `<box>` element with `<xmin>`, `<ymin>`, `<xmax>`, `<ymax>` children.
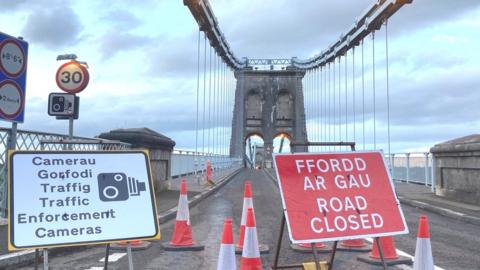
<box><xmin>217</xmin><ymin>244</ymin><xmax>236</xmax><ymax>270</ymax></box>
<box><xmin>176</xmin><ymin>194</ymin><xmax>190</xmax><ymax>222</ymax></box>
<box><xmin>240</xmin><ymin>198</ymin><xmax>253</xmax><ymax>225</ymax></box>
<box><xmin>413</xmin><ymin>238</ymin><xmax>434</xmax><ymax>270</ymax></box>
<box><xmin>242</xmin><ymin>227</ymin><xmax>260</xmax><ymax>258</ymax></box>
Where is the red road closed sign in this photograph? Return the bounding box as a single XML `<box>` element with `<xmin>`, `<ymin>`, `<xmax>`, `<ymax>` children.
<box><xmin>273</xmin><ymin>151</ymin><xmax>408</xmax><ymax>244</ymax></box>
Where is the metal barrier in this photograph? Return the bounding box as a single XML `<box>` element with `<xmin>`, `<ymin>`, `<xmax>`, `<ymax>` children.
<box><xmin>0</xmin><ymin>127</ymin><xmax>242</xmax><ymax>217</ymax></box>
<box><xmin>386</xmin><ymin>152</ymin><xmax>435</xmax><ymax>192</ymax></box>
<box><xmin>171</xmin><ymin>149</ymin><xmax>242</xmax><ymax>177</ymax></box>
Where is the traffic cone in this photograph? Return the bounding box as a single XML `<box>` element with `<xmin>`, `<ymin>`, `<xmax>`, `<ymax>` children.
<box><xmin>236</xmin><ymin>181</ymin><xmax>269</xmax><ymax>254</ymax></box>
<box><xmin>111</xmin><ymin>239</ymin><xmax>151</xmax><ymax>250</ymax></box>
<box><xmin>338</xmin><ymin>238</ymin><xmax>371</xmax><ymax>252</ymax></box>
<box><xmin>206</xmin><ymin>160</ymin><xmax>215</xmax><ymax>186</ymax></box>
<box><xmin>290</xmin><ymin>242</ymin><xmax>332</xmax><ymax>254</ymax></box>
<box><xmin>357</xmin><ymin>236</ymin><xmax>412</xmax><ymax>266</ymax></box>
<box><xmin>240</xmin><ymin>208</ymin><xmax>262</xmax><ymax>270</ymax></box>
<box><xmin>217</xmin><ymin>219</ymin><xmax>236</xmax><ymax>270</ymax></box>
<box><xmin>162</xmin><ymin>179</ymin><xmax>204</xmax><ymax>251</ymax></box>
<box><xmin>413</xmin><ymin>215</ymin><xmax>434</xmax><ymax>270</ymax></box>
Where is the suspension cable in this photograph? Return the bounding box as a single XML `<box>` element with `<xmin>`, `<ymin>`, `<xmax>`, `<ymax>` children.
<box><xmin>362</xmin><ymin>39</ymin><xmax>365</xmax><ymax>150</ymax></box>
<box><xmin>195</xmin><ymin>30</ymin><xmax>200</xmax><ymax>175</ymax></box>
<box><xmin>212</xmin><ymin>52</ymin><xmax>217</xmax><ymax>155</ymax></box>
<box><xmin>372</xmin><ymin>31</ymin><xmax>376</xmax><ymax>150</ymax></box>
<box><xmin>202</xmin><ymin>33</ymin><xmax>207</xmax><ymax>158</ymax></box>
<box><xmin>345</xmin><ymin>52</ymin><xmax>348</xmax><ymax>145</ymax></box>
<box><xmin>207</xmin><ymin>46</ymin><xmax>212</xmax><ymax>155</ymax></box>
<box><xmin>316</xmin><ymin>67</ymin><xmax>319</xmax><ymax>150</ymax></box>
<box><xmin>324</xmin><ymin>64</ymin><xmax>327</xmax><ymax>148</ymax></box>
<box><xmin>333</xmin><ymin>60</ymin><xmax>336</xmax><ymax>147</ymax></box>
<box><xmin>329</xmin><ymin>62</ymin><xmax>332</xmax><ymax>151</ymax></box>
<box><xmin>385</xmin><ymin>19</ymin><xmax>391</xmax><ymax>160</ymax></box>
<box><xmin>338</xmin><ymin>57</ymin><xmax>341</xmax><ymax>146</ymax></box>
<box><xmin>320</xmin><ymin>66</ymin><xmax>323</xmax><ymax>146</ymax></box>
<box><xmin>352</xmin><ymin>47</ymin><xmax>356</xmax><ymax>144</ymax></box>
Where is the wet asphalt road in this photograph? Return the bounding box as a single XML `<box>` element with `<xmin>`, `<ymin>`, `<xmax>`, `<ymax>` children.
<box><xmin>16</xmin><ymin>168</ymin><xmax>480</xmax><ymax>270</ymax></box>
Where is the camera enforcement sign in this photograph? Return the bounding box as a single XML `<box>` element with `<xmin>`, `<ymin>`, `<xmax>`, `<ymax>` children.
<box><xmin>8</xmin><ymin>151</ymin><xmax>160</xmax><ymax>250</ymax></box>
<box><xmin>273</xmin><ymin>151</ymin><xmax>408</xmax><ymax>244</ymax></box>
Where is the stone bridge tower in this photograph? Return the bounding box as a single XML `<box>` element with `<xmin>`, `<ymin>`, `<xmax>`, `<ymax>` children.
<box><xmin>230</xmin><ymin>68</ymin><xmax>308</xmax><ymax>167</ymax></box>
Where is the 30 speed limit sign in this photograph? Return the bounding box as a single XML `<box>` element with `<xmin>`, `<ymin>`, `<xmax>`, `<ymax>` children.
<box><xmin>55</xmin><ymin>61</ymin><xmax>89</xmax><ymax>94</ymax></box>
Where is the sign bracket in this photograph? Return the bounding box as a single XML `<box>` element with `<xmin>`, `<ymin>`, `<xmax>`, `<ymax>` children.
<box><xmin>272</xmin><ymin>141</ymin><xmax>389</xmax><ymax>270</ymax></box>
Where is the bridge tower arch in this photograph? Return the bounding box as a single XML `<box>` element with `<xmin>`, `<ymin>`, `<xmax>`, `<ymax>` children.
<box><xmin>230</xmin><ymin>68</ymin><xmax>308</xmax><ymax>167</ymax></box>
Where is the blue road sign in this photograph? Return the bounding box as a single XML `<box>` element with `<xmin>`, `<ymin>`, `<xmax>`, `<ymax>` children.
<box><xmin>0</xmin><ymin>32</ymin><xmax>28</xmax><ymax>123</ymax></box>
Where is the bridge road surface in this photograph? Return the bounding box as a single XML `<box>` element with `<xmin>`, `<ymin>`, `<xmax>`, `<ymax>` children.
<box><xmin>16</xmin><ymin>168</ymin><xmax>480</xmax><ymax>270</ymax></box>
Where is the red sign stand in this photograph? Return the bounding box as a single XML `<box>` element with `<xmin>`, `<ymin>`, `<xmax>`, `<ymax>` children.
<box><xmin>271</xmin><ymin>141</ymin><xmax>404</xmax><ymax>270</ymax></box>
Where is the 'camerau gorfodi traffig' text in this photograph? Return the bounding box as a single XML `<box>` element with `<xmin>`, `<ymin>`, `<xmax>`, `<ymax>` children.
<box><xmin>16</xmin><ymin>156</ymin><xmax>117</xmax><ymax>239</ymax></box>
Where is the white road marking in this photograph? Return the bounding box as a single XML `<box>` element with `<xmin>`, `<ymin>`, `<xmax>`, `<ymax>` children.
<box><xmin>365</xmin><ymin>238</ymin><xmax>445</xmax><ymax>270</ymax></box>
<box><xmin>99</xmin><ymin>252</ymin><xmax>126</xmax><ymax>262</ymax></box>
<box><xmin>84</xmin><ymin>267</ymin><xmax>103</xmax><ymax>270</ymax></box>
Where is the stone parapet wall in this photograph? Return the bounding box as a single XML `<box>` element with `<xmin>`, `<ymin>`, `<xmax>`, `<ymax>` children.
<box><xmin>431</xmin><ymin>134</ymin><xmax>480</xmax><ymax>205</ymax></box>
<box><xmin>98</xmin><ymin>128</ymin><xmax>175</xmax><ymax>192</ymax></box>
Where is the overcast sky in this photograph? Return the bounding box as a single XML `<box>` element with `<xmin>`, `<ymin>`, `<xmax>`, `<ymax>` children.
<box><xmin>0</xmin><ymin>0</ymin><xmax>479</xmax><ymax>154</ymax></box>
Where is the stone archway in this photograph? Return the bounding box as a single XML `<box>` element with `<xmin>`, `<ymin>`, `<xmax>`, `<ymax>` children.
<box><xmin>230</xmin><ymin>69</ymin><xmax>308</xmax><ymax>167</ymax></box>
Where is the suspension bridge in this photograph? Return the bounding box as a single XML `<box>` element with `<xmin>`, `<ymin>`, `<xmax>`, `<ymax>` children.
<box><xmin>0</xmin><ymin>0</ymin><xmax>479</xmax><ymax>269</ymax></box>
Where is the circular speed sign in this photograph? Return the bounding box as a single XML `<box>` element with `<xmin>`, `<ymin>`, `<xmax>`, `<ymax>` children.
<box><xmin>55</xmin><ymin>61</ymin><xmax>89</xmax><ymax>94</ymax></box>
<box><xmin>0</xmin><ymin>39</ymin><xmax>26</xmax><ymax>78</ymax></box>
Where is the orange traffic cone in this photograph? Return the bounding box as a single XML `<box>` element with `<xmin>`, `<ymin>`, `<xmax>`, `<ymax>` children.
<box><xmin>162</xmin><ymin>179</ymin><xmax>204</xmax><ymax>251</ymax></box>
<box><xmin>217</xmin><ymin>219</ymin><xmax>236</xmax><ymax>270</ymax></box>
<box><xmin>206</xmin><ymin>160</ymin><xmax>215</xmax><ymax>186</ymax></box>
<box><xmin>236</xmin><ymin>181</ymin><xmax>269</xmax><ymax>254</ymax></box>
<box><xmin>111</xmin><ymin>239</ymin><xmax>151</xmax><ymax>250</ymax></box>
<box><xmin>290</xmin><ymin>242</ymin><xmax>332</xmax><ymax>254</ymax></box>
<box><xmin>357</xmin><ymin>236</ymin><xmax>412</xmax><ymax>266</ymax></box>
<box><xmin>413</xmin><ymin>215</ymin><xmax>434</xmax><ymax>270</ymax></box>
<box><xmin>240</xmin><ymin>208</ymin><xmax>263</xmax><ymax>270</ymax></box>
<box><xmin>338</xmin><ymin>238</ymin><xmax>371</xmax><ymax>252</ymax></box>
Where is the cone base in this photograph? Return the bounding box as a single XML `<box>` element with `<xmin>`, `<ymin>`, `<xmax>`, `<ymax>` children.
<box><xmin>162</xmin><ymin>242</ymin><xmax>205</xmax><ymax>251</ymax></box>
<box><xmin>357</xmin><ymin>254</ymin><xmax>413</xmax><ymax>266</ymax></box>
<box><xmin>290</xmin><ymin>243</ymin><xmax>332</xmax><ymax>254</ymax></box>
<box><xmin>235</xmin><ymin>244</ymin><xmax>270</xmax><ymax>254</ymax></box>
<box><xmin>337</xmin><ymin>242</ymin><xmax>372</xmax><ymax>252</ymax></box>
<box><xmin>110</xmin><ymin>241</ymin><xmax>151</xmax><ymax>251</ymax></box>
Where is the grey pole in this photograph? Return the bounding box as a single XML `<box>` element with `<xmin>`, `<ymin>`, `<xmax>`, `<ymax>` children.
<box><xmin>424</xmin><ymin>152</ymin><xmax>429</xmax><ymax>186</ymax></box>
<box><xmin>127</xmin><ymin>244</ymin><xmax>134</xmax><ymax>270</ymax></box>
<box><xmin>405</xmin><ymin>153</ymin><xmax>410</xmax><ymax>183</ymax></box>
<box><xmin>43</xmin><ymin>249</ymin><xmax>49</xmax><ymax>270</ymax></box>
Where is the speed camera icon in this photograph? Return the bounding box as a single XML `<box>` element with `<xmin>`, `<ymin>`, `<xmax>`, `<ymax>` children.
<box><xmin>97</xmin><ymin>173</ymin><xmax>146</xmax><ymax>202</ymax></box>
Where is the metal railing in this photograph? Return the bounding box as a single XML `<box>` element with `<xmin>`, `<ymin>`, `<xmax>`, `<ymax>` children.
<box><xmin>386</xmin><ymin>152</ymin><xmax>435</xmax><ymax>192</ymax></box>
<box><xmin>0</xmin><ymin>127</ymin><xmax>131</xmax><ymax>217</ymax></box>
<box><xmin>0</xmin><ymin>128</ymin><xmax>243</xmax><ymax>217</ymax></box>
<box><xmin>171</xmin><ymin>149</ymin><xmax>242</xmax><ymax>177</ymax></box>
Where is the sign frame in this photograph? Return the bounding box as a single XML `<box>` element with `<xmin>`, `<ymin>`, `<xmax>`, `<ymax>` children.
<box><xmin>0</xmin><ymin>32</ymin><xmax>28</xmax><ymax>123</ymax></box>
<box><xmin>273</xmin><ymin>150</ymin><xmax>408</xmax><ymax>244</ymax></box>
<box><xmin>47</xmin><ymin>92</ymin><xmax>77</xmax><ymax>117</ymax></box>
<box><xmin>8</xmin><ymin>150</ymin><xmax>161</xmax><ymax>250</ymax></box>
<box><xmin>55</xmin><ymin>61</ymin><xmax>89</xmax><ymax>94</ymax></box>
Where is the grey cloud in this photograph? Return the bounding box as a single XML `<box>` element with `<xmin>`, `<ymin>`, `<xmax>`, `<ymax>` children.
<box><xmin>98</xmin><ymin>32</ymin><xmax>153</xmax><ymax>60</ymax></box>
<box><xmin>101</xmin><ymin>9</ymin><xmax>141</xmax><ymax>29</ymax></box>
<box><xmin>145</xmin><ymin>34</ymin><xmax>198</xmax><ymax>78</ymax></box>
<box><xmin>0</xmin><ymin>0</ymin><xmax>27</xmax><ymax>11</ymax></box>
<box><xmin>21</xmin><ymin>5</ymin><xmax>82</xmax><ymax>48</ymax></box>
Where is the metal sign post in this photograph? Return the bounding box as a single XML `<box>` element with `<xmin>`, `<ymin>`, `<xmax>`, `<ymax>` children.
<box><xmin>127</xmin><ymin>243</ymin><xmax>134</xmax><ymax>270</ymax></box>
<box><xmin>43</xmin><ymin>249</ymin><xmax>49</xmax><ymax>270</ymax></box>
<box><xmin>53</xmin><ymin>55</ymin><xmax>88</xmax><ymax>148</ymax></box>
